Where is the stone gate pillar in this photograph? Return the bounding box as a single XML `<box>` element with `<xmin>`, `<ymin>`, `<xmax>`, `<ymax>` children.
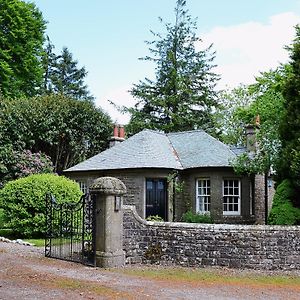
<box><xmin>89</xmin><ymin>177</ymin><xmax>126</xmax><ymax>268</ymax></box>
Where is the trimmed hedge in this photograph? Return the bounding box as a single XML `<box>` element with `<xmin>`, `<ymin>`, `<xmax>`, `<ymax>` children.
<box><xmin>268</xmin><ymin>179</ymin><xmax>300</xmax><ymax>225</ymax></box>
<box><xmin>0</xmin><ymin>174</ymin><xmax>82</xmax><ymax>237</ymax></box>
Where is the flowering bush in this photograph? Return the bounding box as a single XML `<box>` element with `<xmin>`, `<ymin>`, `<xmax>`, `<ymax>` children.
<box><xmin>13</xmin><ymin>150</ymin><xmax>53</xmax><ymax>178</ymax></box>
<box><xmin>0</xmin><ymin>148</ymin><xmax>53</xmax><ymax>187</ymax></box>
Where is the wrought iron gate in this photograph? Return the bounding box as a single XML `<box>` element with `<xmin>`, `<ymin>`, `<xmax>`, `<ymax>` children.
<box><xmin>45</xmin><ymin>193</ymin><xmax>96</xmax><ymax>266</ymax></box>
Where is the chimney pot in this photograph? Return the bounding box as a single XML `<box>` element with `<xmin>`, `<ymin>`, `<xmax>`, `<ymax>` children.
<box><xmin>119</xmin><ymin>125</ymin><xmax>125</xmax><ymax>139</ymax></box>
<box><xmin>113</xmin><ymin>124</ymin><xmax>119</xmax><ymax>138</ymax></box>
<box><xmin>109</xmin><ymin>124</ymin><xmax>125</xmax><ymax>148</ymax></box>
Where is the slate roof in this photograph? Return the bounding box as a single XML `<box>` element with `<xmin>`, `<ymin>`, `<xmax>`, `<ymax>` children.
<box><xmin>65</xmin><ymin>129</ymin><xmax>238</xmax><ymax>172</ymax></box>
<box><xmin>167</xmin><ymin>130</ymin><xmax>236</xmax><ymax>168</ymax></box>
<box><xmin>65</xmin><ymin>129</ymin><xmax>182</xmax><ymax>172</ymax></box>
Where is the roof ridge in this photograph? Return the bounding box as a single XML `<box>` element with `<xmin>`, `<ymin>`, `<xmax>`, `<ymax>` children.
<box><xmin>166</xmin><ymin>135</ymin><xmax>184</xmax><ymax>169</ymax></box>
<box><xmin>167</xmin><ymin>129</ymin><xmax>205</xmax><ymax>136</ymax></box>
<box><xmin>200</xmin><ymin>131</ymin><xmax>237</xmax><ymax>155</ymax></box>
<box><xmin>140</xmin><ymin>128</ymin><xmax>166</xmax><ymax>135</ymax></box>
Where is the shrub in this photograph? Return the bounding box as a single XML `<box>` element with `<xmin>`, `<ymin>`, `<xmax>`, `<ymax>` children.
<box><xmin>13</xmin><ymin>150</ymin><xmax>53</xmax><ymax>178</ymax></box>
<box><xmin>0</xmin><ymin>174</ymin><xmax>82</xmax><ymax>237</ymax></box>
<box><xmin>146</xmin><ymin>215</ymin><xmax>164</xmax><ymax>222</ymax></box>
<box><xmin>0</xmin><ymin>148</ymin><xmax>54</xmax><ymax>188</ymax></box>
<box><xmin>0</xmin><ymin>208</ymin><xmax>5</xmax><ymax>228</ymax></box>
<box><xmin>181</xmin><ymin>210</ymin><xmax>213</xmax><ymax>223</ymax></box>
<box><xmin>268</xmin><ymin>179</ymin><xmax>300</xmax><ymax>225</ymax></box>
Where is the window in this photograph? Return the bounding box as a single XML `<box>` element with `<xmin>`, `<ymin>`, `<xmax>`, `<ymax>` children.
<box><xmin>196</xmin><ymin>179</ymin><xmax>210</xmax><ymax>213</ymax></box>
<box><xmin>223</xmin><ymin>179</ymin><xmax>240</xmax><ymax>215</ymax></box>
<box><xmin>78</xmin><ymin>181</ymin><xmax>88</xmax><ymax>195</ymax></box>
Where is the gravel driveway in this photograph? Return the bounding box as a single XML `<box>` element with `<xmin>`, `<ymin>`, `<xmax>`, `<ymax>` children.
<box><xmin>0</xmin><ymin>241</ymin><xmax>299</xmax><ymax>300</ymax></box>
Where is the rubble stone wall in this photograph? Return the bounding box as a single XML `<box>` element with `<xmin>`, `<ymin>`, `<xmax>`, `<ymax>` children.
<box><xmin>123</xmin><ymin>205</ymin><xmax>300</xmax><ymax>270</ymax></box>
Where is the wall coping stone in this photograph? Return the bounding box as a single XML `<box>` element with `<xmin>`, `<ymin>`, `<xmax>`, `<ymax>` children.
<box><xmin>123</xmin><ymin>205</ymin><xmax>300</xmax><ymax>232</ymax></box>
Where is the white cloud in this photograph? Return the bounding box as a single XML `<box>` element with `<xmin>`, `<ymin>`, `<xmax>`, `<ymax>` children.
<box><xmin>96</xmin><ymin>86</ymin><xmax>135</xmax><ymax>124</ymax></box>
<box><xmin>96</xmin><ymin>12</ymin><xmax>300</xmax><ymax>123</ymax></box>
<box><xmin>200</xmin><ymin>12</ymin><xmax>300</xmax><ymax>88</ymax></box>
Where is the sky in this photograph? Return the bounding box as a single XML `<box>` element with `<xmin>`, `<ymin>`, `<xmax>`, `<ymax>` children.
<box><xmin>29</xmin><ymin>0</ymin><xmax>300</xmax><ymax>124</ymax></box>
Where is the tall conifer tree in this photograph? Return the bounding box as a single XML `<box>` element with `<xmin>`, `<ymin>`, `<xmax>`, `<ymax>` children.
<box><xmin>126</xmin><ymin>0</ymin><xmax>219</xmax><ymax>134</ymax></box>
<box><xmin>279</xmin><ymin>25</ymin><xmax>300</xmax><ymax>202</ymax></box>
<box><xmin>47</xmin><ymin>47</ymin><xmax>93</xmax><ymax>101</ymax></box>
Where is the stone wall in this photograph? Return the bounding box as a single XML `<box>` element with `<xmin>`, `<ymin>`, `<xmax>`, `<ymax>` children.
<box><xmin>123</xmin><ymin>205</ymin><xmax>300</xmax><ymax>270</ymax></box>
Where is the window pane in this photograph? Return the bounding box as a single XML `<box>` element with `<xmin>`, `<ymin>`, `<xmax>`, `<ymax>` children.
<box><xmin>158</xmin><ymin>180</ymin><xmax>164</xmax><ymax>190</ymax></box>
<box><xmin>223</xmin><ymin>179</ymin><xmax>240</xmax><ymax>214</ymax></box>
<box><xmin>197</xmin><ymin>179</ymin><xmax>210</xmax><ymax>213</ymax></box>
<box><xmin>146</xmin><ymin>181</ymin><xmax>153</xmax><ymax>190</ymax></box>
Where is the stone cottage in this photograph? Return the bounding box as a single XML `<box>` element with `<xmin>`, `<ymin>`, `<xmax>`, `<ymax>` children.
<box><xmin>64</xmin><ymin>125</ymin><xmax>272</xmax><ymax>224</ymax></box>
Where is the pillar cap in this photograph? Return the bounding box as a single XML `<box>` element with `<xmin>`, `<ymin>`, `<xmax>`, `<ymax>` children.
<box><xmin>90</xmin><ymin>177</ymin><xmax>127</xmax><ymax>195</ymax></box>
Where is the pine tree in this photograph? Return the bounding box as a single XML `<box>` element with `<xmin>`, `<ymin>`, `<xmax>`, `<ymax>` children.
<box><xmin>126</xmin><ymin>0</ymin><xmax>219</xmax><ymax>134</ymax></box>
<box><xmin>278</xmin><ymin>25</ymin><xmax>300</xmax><ymax>206</ymax></box>
<box><xmin>41</xmin><ymin>36</ymin><xmax>57</xmax><ymax>94</ymax></box>
<box><xmin>45</xmin><ymin>47</ymin><xmax>93</xmax><ymax>101</ymax></box>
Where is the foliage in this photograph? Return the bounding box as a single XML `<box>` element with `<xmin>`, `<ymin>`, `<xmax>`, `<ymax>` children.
<box><xmin>125</xmin><ymin>0</ymin><xmax>219</xmax><ymax>135</ymax></box>
<box><xmin>278</xmin><ymin>25</ymin><xmax>300</xmax><ymax>206</ymax></box>
<box><xmin>42</xmin><ymin>44</ymin><xmax>93</xmax><ymax>100</ymax></box>
<box><xmin>221</xmin><ymin>68</ymin><xmax>287</xmax><ymax>175</ymax></box>
<box><xmin>167</xmin><ymin>171</ymin><xmax>185</xmax><ymax>194</ymax></box>
<box><xmin>0</xmin><ymin>174</ymin><xmax>82</xmax><ymax>237</ymax></box>
<box><xmin>268</xmin><ymin>179</ymin><xmax>300</xmax><ymax>225</ymax></box>
<box><xmin>0</xmin><ymin>0</ymin><xmax>46</xmax><ymax>97</ymax></box>
<box><xmin>0</xmin><ymin>228</ymin><xmax>15</xmax><ymax>238</ymax></box>
<box><xmin>0</xmin><ymin>148</ymin><xmax>53</xmax><ymax>188</ymax></box>
<box><xmin>231</xmin><ymin>152</ymin><xmax>268</xmax><ymax>176</ymax></box>
<box><xmin>13</xmin><ymin>150</ymin><xmax>53</xmax><ymax>178</ymax></box>
<box><xmin>0</xmin><ymin>208</ymin><xmax>5</xmax><ymax>228</ymax></box>
<box><xmin>215</xmin><ymin>85</ymin><xmax>255</xmax><ymax>146</ymax></box>
<box><xmin>146</xmin><ymin>215</ymin><xmax>164</xmax><ymax>222</ymax></box>
<box><xmin>0</xmin><ymin>94</ymin><xmax>112</xmax><ymax>173</ymax></box>
<box><xmin>181</xmin><ymin>210</ymin><xmax>213</xmax><ymax>223</ymax></box>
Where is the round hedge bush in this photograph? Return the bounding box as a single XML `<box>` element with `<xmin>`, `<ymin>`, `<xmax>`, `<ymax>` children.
<box><xmin>268</xmin><ymin>179</ymin><xmax>300</xmax><ymax>225</ymax></box>
<box><xmin>0</xmin><ymin>173</ymin><xmax>82</xmax><ymax>237</ymax></box>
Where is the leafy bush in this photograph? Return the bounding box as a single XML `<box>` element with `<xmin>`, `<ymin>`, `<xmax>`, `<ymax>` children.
<box><xmin>0</xmin><ymin>228</ymin><xmax>15</xmax><ymax>239</ymax></box>
<box><xmin>13</xmin><ymin>150</ymin><xmax>53</xmax><ymax>178</ymax></box>
<box><xmin>0</xmin><ymin>147</ymin><xmax>54</xmax><ymax>188</ymax></box>
<box><xmin>268</xmin><ymin>179</ymin><xmax>300</xmax><ymax>225</ymax></box>
<box><xmin>146</xmin><ymin>215</ymin><xmax>164</xmax><ymax>222</ymax></box>
<box><xmin>181</xmin><ymin>210</ymin><xmax>213</xmax><ymax>223</ymax></box>
<box><xmin>0</xmin><ymin>208</ymin><xmax>5</xmax><ymax>228</ymax></box>
<box><xmin>0</xmin><ymin>174</ymin><xmax>82</xmax><ymax>237</ymax></box>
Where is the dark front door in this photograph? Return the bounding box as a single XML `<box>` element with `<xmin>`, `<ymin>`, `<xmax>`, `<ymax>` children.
<box><xmin>146</xmin><ymin>178</ymin><xmax>167</xmax><ymax>221</ymax></box>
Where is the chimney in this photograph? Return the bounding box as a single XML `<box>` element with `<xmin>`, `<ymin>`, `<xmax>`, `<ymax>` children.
<box><xmin>245</xmin><ymin>115</ymin><xmax>260</xmax><ymax>152</ymax></box>
<box><xmin>119</xmin><ymin>125</ymin><xmax>125</xmax><ymax>139</ymax></box>
<box><xmin>109</xmin><ymin>124</ymin><xmax>125</xmax><ymax>148</ymax></box>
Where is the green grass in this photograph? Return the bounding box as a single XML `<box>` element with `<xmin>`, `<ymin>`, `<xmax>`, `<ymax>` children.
<box><xmin>116</xmin><ymin>267</ymin><xmax>300</xmax><ymax>288</ymax></box>
<box><xmin>24</xmin><ymin>239</ymin><xmax>45</xmax><ymax>247</ymax></box>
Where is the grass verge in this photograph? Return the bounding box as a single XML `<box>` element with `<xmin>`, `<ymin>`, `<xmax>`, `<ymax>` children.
<box><xmin>116</xmin><ymin>266</ymin><xmax>300</xmax><ymax>289</ymax></box>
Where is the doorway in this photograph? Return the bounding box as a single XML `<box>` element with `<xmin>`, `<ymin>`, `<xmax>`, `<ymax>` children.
<box><xmin>145</xmin><ymin>178</ymin><xmax>167</xmax><ymax>221</ymax></box>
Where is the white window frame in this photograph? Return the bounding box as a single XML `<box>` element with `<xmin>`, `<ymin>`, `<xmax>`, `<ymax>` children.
<box><xmin>223</xmin><ymin>179</ymin><xmax>241</xmax><ymax>216</ymax></box>
<box><xmin>196</xmin><ymin>178</ymin><xmax>211</xmax><ymax>214</ymax></box>
<box><xmin>77</xmin><ymin>180</ymin><xmax>88</xmax><ymax>195</ymax></box>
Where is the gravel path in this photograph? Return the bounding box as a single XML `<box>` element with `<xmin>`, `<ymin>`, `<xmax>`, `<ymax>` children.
<box><xmin>0</xmin><ymin>241</ymin><xmax>299</xmax><ymax>300</ymax></box>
